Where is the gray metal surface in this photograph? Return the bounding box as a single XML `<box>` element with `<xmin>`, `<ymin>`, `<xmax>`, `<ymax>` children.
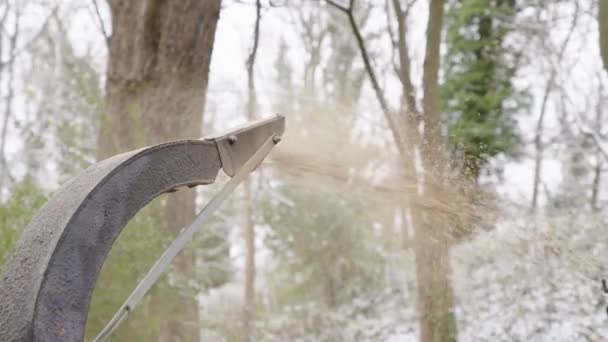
<box><xmin>94</xmin><ymin>135</ymin><xmax>278</xmax><ymax>342</ymax></box>
<box><xmin>0</xmin><ymin>116</ymin><xmax>285</xmax><ymax>342</ymax></box>
<box><xmin>208</xmin><ymin>115</ymin><xmax>285</xmax><ymax>177</ymax></box>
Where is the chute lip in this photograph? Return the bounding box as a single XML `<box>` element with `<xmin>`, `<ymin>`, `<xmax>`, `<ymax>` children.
<box><xmin>204</xmin><ymin>115</ymin><xmax>285</xmax><ymax>177</ymax></box>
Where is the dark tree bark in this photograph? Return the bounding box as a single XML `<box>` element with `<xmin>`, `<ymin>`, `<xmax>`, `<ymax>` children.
<box><xmin>421</xmin><ymin>0</ymin><xmax>444</xmax><ymax>170</ymax></box>
<box><xmin>416</xmin><ymin>1</ymin><xmax>458</xmax><ymax>341</ymax></box>
<box><xmin>600</xmin><ymin>0</ymin><xmax>608</xmax><ymax>71</ymax></box>
<box><xmin>99</xmin><ymin>1</ymin><xmax>222</xmax><ymax>341</ymax></box>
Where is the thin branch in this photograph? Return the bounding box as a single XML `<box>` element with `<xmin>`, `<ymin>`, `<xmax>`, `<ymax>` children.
<box><xmin>0</xmin><ymin>7</ymin><xmax>57</xmax><ymax>69</ymax></box>
<box><xmin>385</xmin><ymin>0</ymin><xmax>397</xmax><ymax>48</ymax></box>
<box><xmin>327</xmin><ymin>0</ymin><xmax>405</xmax><ymax>155</ymax></box>
<box><xmin>0</xmin><ymin>3</ymin><xmax>9</xmax><ymax>37</ymax></box>
<box><xmin>591</xmin><ymin>81</ymin><xmax>603</xmax><ymax>210</ymax></box>
<box><xmin>385</xmin><ymin>0</ymin><xmax>403</xmax><ymax>84</ymax></box>
<box><xmin>531</xmin><ymin>1</ymin><xmax>580</xmax><ymax>211</ymax></box>
<box><xmin>391</xmin><ymin>0</ymin><xmax>420</xmax><ymax>118</ymax></box>
<box><xmin>91</xmin><ymin>0</ymin><xmax>110</xmax><ymax>46</ymax></box>
<box><xmin>0</xmin><ymin>1</ymin><xmax>9</xmax><ymax>79</ymax></box>
<box><xmin>246</xmin><ymin>0</ymin><xmax>261</xmax><ymax>101</ymax></box>
<box><xmin>558</xmin><ymin>73</ymin><xmax>608</xmax><ymax>162</ymax></box>
<box><xmin>574</xmin><ymin>112</ymin><xmax>608</xmax><ymax>162</ymax></box>
<box><xmin>296</xmin><ymin>3</ymin><xmax>328</xmax><ymax>92</ymax></box>
<box><xmin>326</xmin><ymin>0</ymin><xmax>349</xmax><ymax>13</ymax></box>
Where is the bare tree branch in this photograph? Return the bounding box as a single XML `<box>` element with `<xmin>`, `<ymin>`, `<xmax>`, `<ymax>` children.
<box><xmin>326</xmin><ymin>0</ymin><xmax>349</xmax><ymax>13</ymax></box>
<box><xmin>246</xmin><ymin>0</ymin><xmax>261</xmax><ymax>103</ymax></box>
<box><xmin>327</xmin><ymin>0</ymin><xmax>405</xmax><ymax>155</ymax></box>
<box><xmin>531</xmin><ymin>1</ymin><xmax>579</xmax><ymax>211</ymax></box>
<box><xmin>574</xmin><ymin>111</ymin><xmax>608</xmax><ymax>162</ymax></box>
<box><xmin>0</xmin><ymin>7</ymin><xmax>57</xmax><ymax>69</ymax></box>
<box><xmin>391</xmin><ymin>0</ymin><xmax>420</xmax><ymax>124</ymax></box>
<box><xmin>591</xmin><ymin>80</ymin><xmax>604</xmax><ymax>210</ymax></box>
<box><xmin>385</xmin><ymin>0</ymin><xmax>404</xmax><ymax>82</ymax></box>
<box><xmin>91</xmin><ymin>0</ymin><xmax>110</xmax><ymax>46</ymax></box>
<box><xmin>385</xmin><ymin>0</ymin><xmax>397</xmax><ymax>48</ymax></box>
<box><xmin>296</xmin><ymin>3</ymin><xmax>328</xmax><ymax>92</ymax></box>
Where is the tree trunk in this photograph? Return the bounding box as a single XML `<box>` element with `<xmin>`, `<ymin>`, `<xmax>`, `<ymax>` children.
<box><xmin>0</xmin><ymin>6</ymin><xmax>18</xmax><ymax>192</ymax></box>
<box><xmin>242</xmin><ymin>180</ymin><xmax>255</xmax><ymax>341</ymax></box>
<box><xmin>531</xmin><ymin>83</ymin><xmax>550</xmax><ymax>212</ymax></box>
<box><xmin>241</xmin><ymin>2</ymin><xmax>261</xmax><ymax>340</ymax></box>
<box><xmin>600</xmin><ymin>0</ymin><xmax>608</xmax><ymax>71</ymax></box>
<box><xmin>413</xmin><ymin>218</ymin><xmax>457</xmax><ymax>342</ymax></box>
<box><xmin>328</xmin><ymin>1</ymin><xmax>457</xmax><ymax>340</ymax></box>
<box><xmin>421</xmin><ymin>0</ymin><xmax>444</xmax><ymax>167</ymax></box>
<box><xmin>417</xmin><ymin>1</ymin><xmax>458</xmax><ymax>341</ymax></box>
<box><xmin>591</xmin><ymin>81</ymin><xmax>604</xmax><ymax>210</ymax></box>
<box><xmin>99</xmin><ymin>1</ymin><xmax>222</xmax><ymax>341</ymax></box>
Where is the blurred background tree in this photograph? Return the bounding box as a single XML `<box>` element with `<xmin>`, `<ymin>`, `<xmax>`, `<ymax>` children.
<box><xmin>601</xmin><ymin>0</ymin><xmax>608</xmax><ymax>71</ymax></box>
<box><xmin>443</xmin><ymin>0</ymin><xmax>521</xmax><ymax>180</ymax></box>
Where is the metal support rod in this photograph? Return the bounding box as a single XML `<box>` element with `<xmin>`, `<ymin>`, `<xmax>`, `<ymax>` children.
<box><xmin>94</xmin><ymin>135</ymin><xmax>279</xmax><ymax>342</ymax></box>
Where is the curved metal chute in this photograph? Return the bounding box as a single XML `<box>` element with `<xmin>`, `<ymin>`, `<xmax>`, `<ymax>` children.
<box><xmin>0</xmin><ymin>116</ymin><xmax>284</xmax><ymax>342</ymax></box>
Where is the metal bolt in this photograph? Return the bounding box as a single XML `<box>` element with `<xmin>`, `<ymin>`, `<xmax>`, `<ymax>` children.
<box><xmin>273</xmin><ymin>135</ymin><xmax>282</xmax><ymax>144</ymax></box>
<box><xmin>228</xmin><ymin>135</ymin><xmax>238</xmax><ymax>145</ymax></box>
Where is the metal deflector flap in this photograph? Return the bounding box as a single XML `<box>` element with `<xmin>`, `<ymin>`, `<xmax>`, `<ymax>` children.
<box><xmin>206</xmin><ymin>115</ymin><xmax>285</xmax><ymax>177</ymax></box>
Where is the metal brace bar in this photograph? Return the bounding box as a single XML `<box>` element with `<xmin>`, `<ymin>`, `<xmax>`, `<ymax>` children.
<box><xmin>93</xmin><ymin>134</ymin><xmax>279</xmax><ymax>342</ymax></box>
